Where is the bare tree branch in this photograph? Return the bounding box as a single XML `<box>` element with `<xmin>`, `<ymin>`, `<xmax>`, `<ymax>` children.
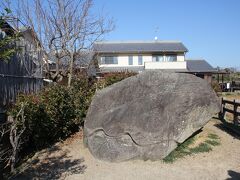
<box><xmin>3</xmin><ymin>0</ymin><xmax>114</xmax><ymax>84</ymax></box>
<box><xmin>0</xmin><ymin>103</ymin><xmax>26</xmax><ymax>173</ymax></box>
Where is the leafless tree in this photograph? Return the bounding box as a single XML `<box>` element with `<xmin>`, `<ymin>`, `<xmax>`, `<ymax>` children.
<box><xmin>4</xmin><ymin>0</ymin><xmax>114</xmax><ymax>86</ymax></box>
<box><xmin>0</xmin><ymin>103</ymin><xmax>26</xmax><ymax>173</ymax></box>
<box><xmin>8</xmin><ymin>103</ymin><xmax>26</xmax><ymax>173</ymax></box>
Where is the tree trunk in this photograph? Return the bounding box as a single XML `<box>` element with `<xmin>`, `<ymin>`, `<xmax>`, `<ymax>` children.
<box><xmin>9</xmin><ymin>125</ymin><xmax>17</xmax><ymax>173</ymax></box>
<box><xmin>68</xmin><ymin>52</ymin><xmax>74</xmax><ymax>87</ymax></box>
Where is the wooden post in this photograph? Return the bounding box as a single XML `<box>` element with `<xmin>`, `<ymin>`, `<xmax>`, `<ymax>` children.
<box><xmin>222</xmin><ymin>98</ymin><xmax>226</xmax><ymax>121</ymax></box>
<box><xmin>233</xmin><ymin>100</ymin><xmax>238</xmax><ymax>125</ymax></box>
<box><xmin>219</xmin><ymin>97</ymin><xmax>224</xmax><ymax>120</ymax></box>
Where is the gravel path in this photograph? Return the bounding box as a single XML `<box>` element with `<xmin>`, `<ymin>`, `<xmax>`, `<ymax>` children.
<box><xmin>16</xmin><ymin>119</ymin><xmax>240</xmax><ymax>180</ymax></box>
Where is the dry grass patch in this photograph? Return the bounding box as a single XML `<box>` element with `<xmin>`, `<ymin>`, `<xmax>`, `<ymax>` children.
<box><xmin>220</xmin><ymin>92</ymin><xmax>240</xmax><ymax>100</ymax></box>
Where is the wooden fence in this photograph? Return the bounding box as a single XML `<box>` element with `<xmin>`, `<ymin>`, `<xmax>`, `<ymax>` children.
<box><xmin>0</xmin><ymin>53</ymin><xmax>43</xmax><ymax>112</ymax></box>
<box><xmin>219</xmin><ymin>98</ymin><xmax>240</xmax><ymax>125</ymax></box>
<box><xmin>0</xmin><ymin>76</ymin><xmax>43</xmax><ymax>107</ymax></box>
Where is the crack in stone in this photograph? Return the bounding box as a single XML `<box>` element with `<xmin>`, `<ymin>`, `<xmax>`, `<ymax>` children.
<box><xmin>86</xmin><ymin>128</ymin><xmax>174</xmax><ymax>147</ymax></box>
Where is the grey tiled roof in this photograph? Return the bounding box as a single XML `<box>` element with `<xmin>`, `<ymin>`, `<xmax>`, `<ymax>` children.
<box><xmin>186</xmin><ymin>59</ymin><xmax>216</xmax><ymax>72</ymax></box>
<box><xmin>94</xmin><ymin>41</ymin><xmax>188</xmax><ymax>53</ymax></box>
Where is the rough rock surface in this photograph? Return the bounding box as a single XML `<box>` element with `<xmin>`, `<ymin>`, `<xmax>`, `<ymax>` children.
<box><xmin>84</xmin><ymin>71</ymin><xmax>220</xmax><ymax>162</ymax></box>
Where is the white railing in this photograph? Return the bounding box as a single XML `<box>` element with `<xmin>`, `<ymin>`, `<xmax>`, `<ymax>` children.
<box><xmin>145</xmin><ymin>61</ymin><xmax>187</xmax><ymax>70</ymax></box>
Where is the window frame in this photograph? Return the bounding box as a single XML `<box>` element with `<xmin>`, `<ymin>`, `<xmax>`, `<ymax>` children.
<box><xmin>101</xmin><ymin>56</ymin><xmax>118</xmax><ymax>65</ymax></box>
<box><xmin>165</xmin><ymin>55</ymin><xmax>177</xmax><ymax>62</ymax></box>
<box><xmin>152</xmin><ymin>55</ymin><xmax>164</xmax><ymax>62</ymax></box>
<box><xmin>128</xmin><ymin>55</ymin><xmax>133</xmax><ymax>65</ymax></box>
<box><xmin>152</xmin><ymin>54</ymin><xmax>177</xmax><ymax>62</ymax></box>
<box><xmin>138</xmin><ymin>55</ymin><xmax>143</xmax><ymax>65</ymax></box>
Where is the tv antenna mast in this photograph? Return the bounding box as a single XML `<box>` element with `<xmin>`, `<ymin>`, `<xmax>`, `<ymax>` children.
<box><xmin>154</xmin><ymin>26</ymin><xmax>159</xmax><ymax>41</ymax></box>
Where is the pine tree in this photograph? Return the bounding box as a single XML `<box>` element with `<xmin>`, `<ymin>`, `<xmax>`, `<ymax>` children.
<box><xmin>0</xmin><ymin>8</ymin><xmax>20</xmax><ymax>61</ymax></box>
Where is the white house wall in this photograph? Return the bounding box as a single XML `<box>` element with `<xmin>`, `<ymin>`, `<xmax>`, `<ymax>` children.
<box><xmin>177</xmin><ymin>54</ymin><xmax>185</xmax><ymax>61</ymax></box>
<box><xmin>99</xmin><ymin>54</ymin><xmax>185</xmax><ymax>68</ymax></box>
<box><xmin>145</xmin><ymin>61</ymin><xmax>187</xmax><ymax>69</ymax></box>
<box><xmin>99</xmin><ymin>54</ymin><xmax>152</xmax><ymax>67</ymax></box>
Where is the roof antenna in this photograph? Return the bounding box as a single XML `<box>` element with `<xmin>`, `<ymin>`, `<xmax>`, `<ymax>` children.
<box><xmin>154</xmin><ymin>26</ymin><xmax>159</xmax><ymax>41</ymax></box>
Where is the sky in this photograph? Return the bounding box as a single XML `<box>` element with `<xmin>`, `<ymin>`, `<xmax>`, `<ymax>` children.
<box><xmin>93</xmin><ymin>0</ymin><xmax>240</xmax><ymax>68</ymax></box>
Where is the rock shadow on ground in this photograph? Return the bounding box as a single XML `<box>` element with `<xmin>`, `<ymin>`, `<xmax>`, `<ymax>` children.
<box><xmin>13</xmin><ymin>145</ymin><xmax>87</xmax><ymax>180</ymax></box>
<box><xmin>226</xmin><ymin>170</ymin><xmax>240</xmax><ymax>180</ymax></box>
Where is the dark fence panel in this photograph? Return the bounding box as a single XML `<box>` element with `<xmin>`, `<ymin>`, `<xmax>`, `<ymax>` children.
<box><xmin>0</xmin><ymin>53</ymin><xmax>39</xmax><ymax>76</ymax></box>
<box><xmin>0</xmin><ymin>76</ymin><xmax>43</xmax><ymax>107</ymax></box>
<box><xmin>219</xmin><ymin>98</ymin><xmax>240</xmax><ymax>125</ymax></box>
<box><xmin>0</xmin><ymin>52</ymin><xmax>43</xmax><ymax>109</ymax></box>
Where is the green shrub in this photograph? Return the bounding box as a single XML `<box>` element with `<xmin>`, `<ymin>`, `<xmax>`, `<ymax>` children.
<box><xmin>71</xmin><ymin>76</ymin><xmax>96</xmax><ymax>125</ymax></box>
<box><xmin>9</xmin><ymin>76</ymin><xmax>96</xmax><ymax>149</ymax></box>
<box><xmin>98</xmin><ymin>71</ymin><xmax>137</xmax><ymax>88</ymax></box>
<box><xmin>10</xmin><ymin>86</ymin><xmax>72</xmax><ymax>148</ymax></box>
<box><xmin>104</xmin><ymin>71</ymin><xmax>137</xmax><ymax>86</ymax></box>
<box><xmin>8</xmin><ymin>71</ymin><xmax>134</xmax><ymax>151</ymax></box>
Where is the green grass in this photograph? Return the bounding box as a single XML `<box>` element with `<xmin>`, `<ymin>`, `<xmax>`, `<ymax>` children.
<box><xmin>163</xmin><ymin>136</ymin><xmax>195</xmax><ymax>163</ymax></box>
<box><xmin>208</xmin><ymin>133</ymin><xmax>220</xmax><ymax>140</ymax></box>
<box><xmin>190</xmin><ymin>143</ymin><xmax>212</xmax><ymax>153</ymax></box>
<box><xmin>163</xmin><ymin>133</ymin><xmax>221</xmax><ymax>163</ymax></box>
<box><xmin>204</xmin><ymin>140</ymin><xmax>221</xmax><ymax>146</ymax></box>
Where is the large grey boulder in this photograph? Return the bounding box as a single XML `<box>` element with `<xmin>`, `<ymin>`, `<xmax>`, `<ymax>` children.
<box><xmin>84</xmin><ymin>71</ymin><xmax>220</xmax><ymax>162</ymax></box>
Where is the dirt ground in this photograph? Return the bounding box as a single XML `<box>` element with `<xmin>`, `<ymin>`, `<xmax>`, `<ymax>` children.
<box><xmin>15</xmin><ymin>119</ymin><xmax>240</xmax><ymax>180</ymax></box>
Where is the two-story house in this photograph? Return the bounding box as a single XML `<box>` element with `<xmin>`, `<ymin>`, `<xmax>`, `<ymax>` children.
<box><xmin>93</xmin><ymin>41</ymin><xmax>216</xmax><ymax>82</ymax></box>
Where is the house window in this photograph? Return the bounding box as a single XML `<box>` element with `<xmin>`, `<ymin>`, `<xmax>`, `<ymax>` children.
<box><xmin>128</xmin><ymin>56</ymin><xmax>133</xmax><ymax>65</ymax></box>
<box><xmin>165</xmin><ymin>55</ymin><xmax>177</xmax><ymax>62</ymax></box>
<box><xmin>101</xmin><ymin>56</ymin><xmax>118</xmax><ymax>64</ymax></box>
<box><xmin>152</xmin><ymin>55</ymin><xmax>164</xmax><ymax>62</ymax></box>
<box><xmin>152</xmin><ymin>56</ymin><xmax>157</xmax><ymax>62</ymax></box>
<box><xmin>138</xmin><ymin>55</ymin><xmax>143</xmax><ymax>65</ymax></box>
<box><xmin>152</xmin><ymin>55</ymin><xmax>177</xmax><ymax>62</ymax></box>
